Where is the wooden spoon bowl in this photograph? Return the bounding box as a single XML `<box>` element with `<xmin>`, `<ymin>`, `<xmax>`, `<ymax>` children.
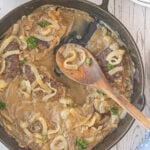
<box><xmin>56</xmin><ymin>43</ymin><xmax>101</xmax><ymax>84</ymax></box>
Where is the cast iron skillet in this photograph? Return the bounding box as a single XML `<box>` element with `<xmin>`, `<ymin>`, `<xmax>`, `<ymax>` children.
<box><xmin>0</xmin><ymin>0</ymin><xmax>145</xmax><ymax>150</ymax></box>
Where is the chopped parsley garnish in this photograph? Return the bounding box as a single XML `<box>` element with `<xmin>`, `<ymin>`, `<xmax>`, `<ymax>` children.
<box><xmin>76</xmin><ymin>138</ymin><xmax>87</xmax><ymax>150</ymax></box>
<box><xmin>26</xmin><ymin>36</ymin><xmax>37</xmax><ymax>49</ymax></box>
<box><xmin>41</xmin><ymin>135</ymin><xmax>47</xmax><ymax>142</ymax></box>
<box><xmin>20</xmin><ymin>57</ymin><xmax>28</xmax><ymax>66</ymax></box>
<box><xmin>37</xmin><ymin>20</ymin><xmax>50</xmax><ymax>28</ymax></box>
<box><xmin>96</xmin><ymin>90</ymin><xmax>106</xmax><ymax>96</ymax></box>
<box><xmin>0</xmin><ymin>102</ymin><xmax>6</xmax><ymax>110</ymax></box>
<box><xmin>85</xmin><ymin>58</ymin><xmax>92</xmax><ymax>66</ymax></box>
<box><xmin>107</xmin><ymin>63</ymin><xmax>114</xmax><ymax>70</ymax></box>
<box><xmin>110</xmin><ymin>107</ymin><xmax>118</xmax><ymax>115</ymax></box>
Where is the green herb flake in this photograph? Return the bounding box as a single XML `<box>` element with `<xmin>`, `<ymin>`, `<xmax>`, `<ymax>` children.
<box><xmin>107</xmin><ymin>63</ymin><xmax>114</xmax><ymax>70</ymax></box>
<box><xmin>0</xmin><ymin>102</ymin><xmax>6</xmax><ymax>110</ymax></box>
<box><xmin>110</xmin><ymin>107</ymin><xmax>118</xmax><ymax>115</ymax></box>
<box><xmin>20</xmin><ymin>57</ymin><xmax>28</xmax><ymax>66</ymax></box>
<box><xmin>26</xmin><ymin>36</ymin><xmax>37</xmax><ymax>49</ymax></box>
<box><xmin>76</xmin><ymin>138</ymin><xmax>87</xmax><ymax>150</ymax></box>
<box><xmin>41</xmin><ymin>135</ymin><xmax>47</xmax><ymax>142</ymax></box>
<box><xmin>37</xmin><ymin>20</ymin><xmax>50</xmax><ymax>28</ymax></box>
<box><xmin>85</xmin><ymin>58</ymin><xmax>92</xmax><ymax>66</ymax></box>
<box><xmin>96</xmin><ymin>90</ymin><xmax>106</xmax><ymax>96</ymax></box>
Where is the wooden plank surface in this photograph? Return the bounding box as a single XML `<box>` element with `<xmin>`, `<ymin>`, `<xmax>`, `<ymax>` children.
<box><xmin>0</xmin><ymin>0</ymin><xmax>150</xmax><ymax>150</ymax></box>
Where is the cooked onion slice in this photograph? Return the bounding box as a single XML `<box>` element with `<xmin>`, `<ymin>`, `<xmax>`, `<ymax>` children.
<box><xmin>50</xmin><ymin>135</ymin><xmax>68</xmax><ymax>150</ymax></box>
<box><xmin>76</xmin><ymin>48</ymin><xmax>86</xmax><ymax>66</ymax></box>
<box><xmin>0</xmin><ymin>111</ymin><xmax>13</xmax><ymax>123</ymax></box>
<box><xmin>20</xmin><ymin>121</ymin><xmax>33</xmax><ymax>138</ymax></box>
<box><xmin>63</xmin><ymin>50</ymin><xmax>78</xmax><ymax>70</ymax></box>
<box><xmin>59</xmin><ymin>97</ymin><xmax>73</xmax><ymax>105</ymax></box>
<box><xmin>84</xmin><ymin>113</ymin><xmax>100</xmax><ymax>127</ymax></box>
<box><xmin>40</xmin><ymin>17</ymin><xmax>60</xmax><ymax>30</ymax></box>
<box><xmin>42</xmin><ymin>86</ymin><xmax>57</xmax><ymax>101</ymax></box>
<box><xmin>0</xmin><ymin>35</ymin><xmax>27</xmax><ymax>54</ymax></box>
<box><xmin>3</xmin><ymin>50</ymin><xmax>20</xmax><ymax>58</ymax></box>
<box><xmin>0</xmin><ymin>80</ymin><xmax>7</xmax><ymax>91</ymax></box>
<box><xmin>106</xmin><ymin>49</ymin><xmax>125</xmax><ymax>65</ymax></box>
<box><xmin>21</xmin><ymin>113</ymin><xmax>48</xmax><ymax>139</ymax></box>
<box><xmin>26</xmin><ymin>64</ymin><xmax>57</xmax><ymax>101</ymax></box>
<box><xmin>28</xmin><ymin>12</ymin><xmax>41</xmax><ymax>22</ymax></box>
<box><xmin>0</xmin><ymin>59</ymin><xmax>6</xmax><ymax>75</ymax></box>
<box><xmin>29</xmin><ymin>113</ymin><xmax>41</xmax><ymax>123</ymax></box>
<box><xmin>109</xmin><ymin>42</ymin><xmax>119</xmax><ymax>51</ymax></box>
<box><xmin>108</xmin><ymin>66</ymin><xmax>123</xmax><ymax>76</ymax></box>
<box><xmin>29</xmin><ymin>64</ymin><xmax>51</xmax><ymax>93</ymax></box>
<box><xmin>48</xmin><ymin>125</ymin><xmax>60</xmax><ymax>136</ymax></box>
<box><xmin>38</xmin><ymin>27</ymin><xmax>52</xmax><ymax>36</ymax></box>
<box><xmin>69</xmin><ymin>108</ymin><xmax>92</xmax><ymax>129</ymax></box>
<box><xmin>120</xmin><ymin>109</ymin><xmax>127</xmax><ymax>119</ymax></box>
<box><xmin>0</xmin><ymin>36</ymin><xmax>19</xmax><ymax>54</ymax></box>
<box><xmin>42</xmin><ymin>13</ymin><xmax>60</xmax><ymax>30</ymax></box>
<box><xmin>19</xmin><ymin>36</ymin><xmax>27</xmax><ymax>49</ymax></box>
<box><xmin>38</xmin><ymin>117</ymin><xmax>47</xmax><ymax>135</ymax></box>
<box><xmin>33</xmin><ymin>33</ymin><xmax>53</xmax><ymax>42</ymax></box>
<box><xmin>12</xmin><ymin>23</ymin><xmax>20</xmax><ymax>35</ymax></box>
<box><xmin>63</xmin><ymin>45</ymin><xmax>86</xmax><ymax>70</ymax></box>
<box><xmin>20</xmin><ymin>80</ymin><xmax>31</xmax><ymax>99</ymax></box>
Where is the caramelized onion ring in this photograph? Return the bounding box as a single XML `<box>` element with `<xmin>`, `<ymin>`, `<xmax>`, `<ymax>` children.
<box><xmin>106</xmin><ymin>49</ymin><xmax>125</xmax><ymax>65</ymax></box>
<box><xmin>50</xmin><ymin>135</ymin><xmax>68</xmax><ymax>150</ymax></box>
<box><xmin>62</xmin><ymin>45</ymin><xmax>86</xmax><ymax>70</ymax></box>
<box><xmin>63</xmin><ymin>50</ymin><xmax>78</xmax><ymax>70</ymax></box>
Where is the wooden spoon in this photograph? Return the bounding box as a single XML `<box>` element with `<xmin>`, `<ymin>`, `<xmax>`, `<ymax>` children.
<box><xmin>56</xmin><ymin>43</ymin><xmax>150</xmax><ymax>130</ymax></box>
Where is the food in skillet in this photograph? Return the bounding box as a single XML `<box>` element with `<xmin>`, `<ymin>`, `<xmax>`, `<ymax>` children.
<box><xmin>0</xmin><ymin>5</ymin><xmax>134</xmax><ymax>150</ymax></box>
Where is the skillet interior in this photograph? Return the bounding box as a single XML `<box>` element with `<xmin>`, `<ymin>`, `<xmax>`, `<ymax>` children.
<box><xmin>0</xmin><ymin>0</ymin><xmax>145</xmax><ymax>150</ymax></box>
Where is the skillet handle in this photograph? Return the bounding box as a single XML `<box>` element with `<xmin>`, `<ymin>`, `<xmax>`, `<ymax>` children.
<box><xmin>99</xmin><ymin>0</ymin><xmax>109</xmax><ymax>12</ymax></box>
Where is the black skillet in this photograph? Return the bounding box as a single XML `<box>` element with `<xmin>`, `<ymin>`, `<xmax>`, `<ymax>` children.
<box><xmin>0</xmin><ymin>0</ymin><xmax>145</xmax><ymax>150</ymax></box>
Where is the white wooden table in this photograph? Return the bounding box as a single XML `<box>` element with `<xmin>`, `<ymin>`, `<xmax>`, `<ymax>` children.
<box><xmin>0</xmin><ymin>0</ymin><xmax>150</xmax><ymax>150</ymax></box>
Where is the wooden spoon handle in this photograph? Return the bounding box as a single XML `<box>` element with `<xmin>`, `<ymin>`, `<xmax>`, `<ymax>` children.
<box><xmin>92</xmin><ymin>79</ymin><xmax>150</xmax><ymax>130</ymax></box>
